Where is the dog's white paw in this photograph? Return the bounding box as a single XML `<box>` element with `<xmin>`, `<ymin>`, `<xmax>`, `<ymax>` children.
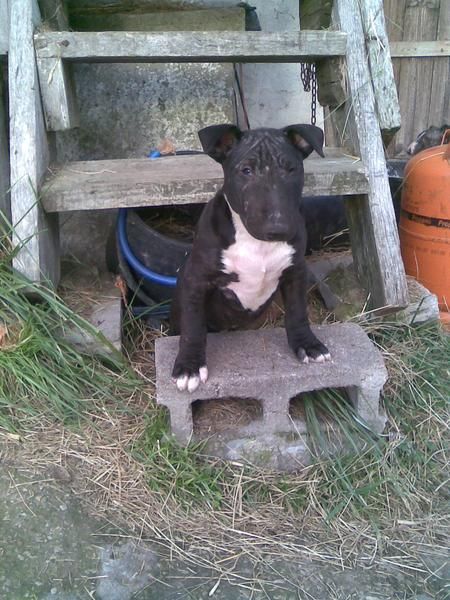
<box><xmin>176</xmin><ymin>375</ymin><xmax>189</xmax><ymax>391</ymax></box>
<box><xmin>175</xmin><ymin>366</ymin><xmax>208</xmax><ymax>393</ymax></box>
<box><xmin>310</xmin><ymin>352</ymin><xmax>331</xmax><ymax>363</ymax></box>
<box><xmin>296</xmin><ymin>342</ymin><xmax>331</xmax><ymax>364</ymax></box>
<box><xmin>199</xmin><ymin>366</ymin><xmax>209</xmax><ymax>383</ymax></box>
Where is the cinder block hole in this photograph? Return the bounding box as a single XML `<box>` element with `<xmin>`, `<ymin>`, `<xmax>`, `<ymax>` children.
<box><xmin>192</xmin><ymin>398</ymin><xmax>263</xmax><ymax>437</ymax></box>
<box><xmin>289</xmin><ymin>388</ymin><xmax>353</xmax><ymax>423</ymax></box>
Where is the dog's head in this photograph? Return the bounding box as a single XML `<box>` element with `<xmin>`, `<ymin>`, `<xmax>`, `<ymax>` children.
<box><xmin>198</xmin><ymin>124</ymin><xmax>324</xmax><ymax>242</ymax></box>
<box><xmin>407</xmin><ymin>124</ymin><xmax>450</xmax><ymax>155</ymax></box>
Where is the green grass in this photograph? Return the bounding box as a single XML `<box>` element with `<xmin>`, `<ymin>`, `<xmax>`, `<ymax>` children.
<box><xmin>0</xmin><ymin>231</ymin><xmax>140</xmax><ymax>432</ymax></box>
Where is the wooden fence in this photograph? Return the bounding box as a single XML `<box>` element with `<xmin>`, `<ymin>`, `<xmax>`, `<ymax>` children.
<box><xmin>384</xmin><ymin>0</ymin><xmax>450</xmax><ymax>155</ymax></box>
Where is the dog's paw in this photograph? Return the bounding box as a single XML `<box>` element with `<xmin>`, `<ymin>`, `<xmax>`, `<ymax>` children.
<box><xmin>172</xmin><ymin>362</ymin><xmax>208</xmax><ymax>393</ymax></box>
<box><xmin>296</xmin><ymin>339</ymin><xmax>331</xmax><ymax>364</ymax></box>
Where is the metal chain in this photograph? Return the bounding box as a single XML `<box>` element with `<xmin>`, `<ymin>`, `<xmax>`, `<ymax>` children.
<box><xmin>300</xmin><ymin>63</ymin><xmax>317</xmax><ymax>125</ymax></box>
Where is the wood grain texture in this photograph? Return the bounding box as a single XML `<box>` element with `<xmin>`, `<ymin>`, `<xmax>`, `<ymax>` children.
<box><xmin>37</xmin><ymin>57</ymin><xmax>80</xmax><ymax>130</ymax></box>
<box><xmin>35</xmin><ymin>2</ymin><xmax>78</xmax><ymax>131</ymax></box>
<box><xmin>384</xmin><ymin>0</ymin><xmax>449</xmax><ymax>155</ymax></box>
<box><xmin>9</xmin><ymin>0</ymin><xmax>60</xmax><ymax>284</ymax></box>
<box><xmin>383</xmin><ymin>0</ymin><xmax>406</xmax><ymax>107</ymax></box>
<box><xmin>390</xmin><ymin>40</ymin><xmax>450</xmax><ymax>56</ymax></box>
<box><xmin>406</xmin><ymin>4</ymin><xmax>439</xmax><ymax>148</ymax></box>
<box><xmin>0</xmin><ymin>72</ymin><xmax>10</xmax><ymax>229</ymax></box>
<box><xmin>41</xmin><ymin>150</ymin><xmax>369</xmax><ymax>213</ymax></box>
<box><xmin>332</xmin><ymin>0</ymin><xmax>409</xmax><ymax>309</ymax></box>
<box><xmin>360</xmin><ymin>0</ymin><xmax>401</xmax><ymax>141</ymax></box>
<box><xmin>34</xmin><ymin>30</ymin><xmax>348</xmax><ymax>63</ymax></box>
<box><xmin>0</xmin><ymin>0</ymin><xmax>8</xmax><ymax>56</ymax></box>
<box><xmin>429</xmin><ymin>1</ymin><xmax>450</xmax><ymax>126</ymax></box>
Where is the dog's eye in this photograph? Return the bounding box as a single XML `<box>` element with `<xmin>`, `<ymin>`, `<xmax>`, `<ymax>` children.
<box><xmin>241</xmin><ymin>166</ymin><xmax>253</xmax><ymax>176</ymax></box>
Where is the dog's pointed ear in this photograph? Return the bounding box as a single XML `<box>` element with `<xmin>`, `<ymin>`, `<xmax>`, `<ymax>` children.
<box><xmin>198</xmin><ymin>124</ymin><xmax>242</xmax><ymax>163</ymax></box>
<box><xmin>283</xmin><ymin>124</ymin><xmax>325</xmax><ymax>158</ymax></box>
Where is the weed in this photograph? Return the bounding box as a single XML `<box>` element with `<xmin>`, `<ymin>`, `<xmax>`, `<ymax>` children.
<box><xmin>0</xmin><ymin>231</ymin><xmax>139</xmax><ymax>432</ymax></box>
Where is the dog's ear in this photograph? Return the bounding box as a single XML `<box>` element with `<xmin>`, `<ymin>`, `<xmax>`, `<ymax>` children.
<box><xmin>198</xmin><ymin>124</ymin><xmax>242</xmax><ymax>163</ymax></box>
<box><xmin>283</xmin><ymin>124</ymin><xmax>325</xmax><ymax>158</ymax></box>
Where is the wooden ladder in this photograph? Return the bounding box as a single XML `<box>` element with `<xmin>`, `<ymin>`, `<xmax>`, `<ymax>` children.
<box><xmin>7</xmin><ymin>0</ymin><xmax>409</xmax><ymax>310</ymax></box>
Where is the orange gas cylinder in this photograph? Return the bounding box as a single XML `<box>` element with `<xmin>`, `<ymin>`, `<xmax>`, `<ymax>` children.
<box><xmin>399</xmin><ymin>131</ymin><xmax>450</xmax><ymax>326</ymax></box>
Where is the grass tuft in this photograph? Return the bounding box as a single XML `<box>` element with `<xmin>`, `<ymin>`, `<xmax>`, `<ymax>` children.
<box><xmin>0</xmin><ymin>231</ymin><xmax>140</xmax><ymax>432</ymax></box>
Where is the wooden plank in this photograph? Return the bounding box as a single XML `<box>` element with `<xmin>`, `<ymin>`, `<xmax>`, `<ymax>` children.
<box><xmin>34</xmin><ymin>30</ymin><xmax>348</xmax><ymax>63</ymax></box>
<box><xmin>360</xmin><ymin>0</ymin><xmax>401</xmax><ymax>143</ymax></box>
<box><xmin>331</xmin><ymin>0</ymin><xmax>409</xmax><ymax>309</ymax></box>
<box><xmin>40</xmin><ymin>150</ymin><xmax>370</xmax><ymax>213</ymax></box>
<box><xmin>408</xmin><ymin>3</ymin><xmax>440</xmax><ymax>148</ymax></box>
<box><xmin>384</xmin><ymin>0</ymin><xmax>450</xmax><ymax>155</ymax></box>
<box><xmin>36</xmin><ymin>1</ymin><xmax>79</xmax><ymax>131</ymax></box>
<box><xmin>0</xmin><ymin>0</ymin><xmax>8</xmax><ymax>56</ymax></box>
<box><xmin>383</xmin><ymin>0</ymin><xmax>406</xmax><ymax>146</ymax></box>
<box><xmin>390</xmin><ymin>40</ymin><xmax>450</xmax><ymax>56</ymax></box>
<box><xmin>9</xmin><ymin>0</ymin><xmax>60</xmax><ymax>284</ymax></box>
<box><xmin>429</xmin><ymin>1</ymin><xmax>450</xmax><ymax>126</ymax></box>
<box><xmin>383</xmin><ymin>0</ymin><xmax>406</xmax><ymax>42</ymax></box>
<box><xmin>395</xmin><ymin>2</ymin><xmax>440</xmax><ymax>153</ymax></box>
<box><xmin>384</xmin><ymin>0</ymin><xmax>408</xmax><ymax>155</ymax></box>
<box><xmin>37</xmin><ymin>57</ymin><xmax>80</xmax><ymax>130</ymax></box>
<box><xmin>0</xmin><ymin>70</ymin><xmax>10</xmax><ymax>230</ymax></box>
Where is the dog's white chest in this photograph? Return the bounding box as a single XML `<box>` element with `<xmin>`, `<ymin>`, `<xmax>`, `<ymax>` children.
<box><xmin>221</xmin><ymin>213</ymin><xmax>294</xmax><ymax>311</ymax></box>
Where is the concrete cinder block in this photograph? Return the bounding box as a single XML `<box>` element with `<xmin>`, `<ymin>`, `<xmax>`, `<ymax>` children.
<box><xmin>155</xmin><ymin>323</ymin><xmax>388</xmax><ymax>446</ymax></box>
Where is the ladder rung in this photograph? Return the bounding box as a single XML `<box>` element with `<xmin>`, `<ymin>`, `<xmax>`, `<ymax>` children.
<box><xmin>34</xmin><ymin>30</ymin><xmax>348</xmax><ymax>63</ymax></box>
<box><xmin>41</xmin><ymin>150</ymin><xmax>368</xmax><ymax>213</ymax></box>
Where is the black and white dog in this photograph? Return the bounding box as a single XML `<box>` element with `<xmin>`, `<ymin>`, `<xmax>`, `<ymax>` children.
<box><xmin>170</xmin><ymin>124</ymin><xmax>331</xmax><ymax>392</ymax></box>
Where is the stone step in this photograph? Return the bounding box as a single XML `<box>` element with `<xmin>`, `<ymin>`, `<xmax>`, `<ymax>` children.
<box><xmin>155</xmin><ymin>323</ymin><xmax>388</xmax><ymax>447</ymax></box>
<box><xmin>41</xmin><ymin>149</ymin><xmax>368</xmax><ymax>213</ymax></box>
<box><xmin>34</xmin><ymin>30</ymin><xmax>348</xmax><ymax>64</ymax></box>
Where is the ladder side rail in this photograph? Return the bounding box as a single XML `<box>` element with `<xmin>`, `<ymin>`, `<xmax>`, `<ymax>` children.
<box><xmin>330</xmin><ymin>0</ymin><xmax>409</xmax><ymax>309</ymax></box>
<box><xmin>9</xmin><ymin>0</ymin><xmax>60</xmax><ymax>284</ymax></box>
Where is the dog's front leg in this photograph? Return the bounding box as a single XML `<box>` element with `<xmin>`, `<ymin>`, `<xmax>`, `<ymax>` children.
<box><xmin>171</xmin><ymin>277</ymin><xmax>209</xmax><ymax>393</ymax></box>
<box><xmin>280</xmin><ymin>263</ymin><xmax>331</xmax><ymax>364</ymax></box>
